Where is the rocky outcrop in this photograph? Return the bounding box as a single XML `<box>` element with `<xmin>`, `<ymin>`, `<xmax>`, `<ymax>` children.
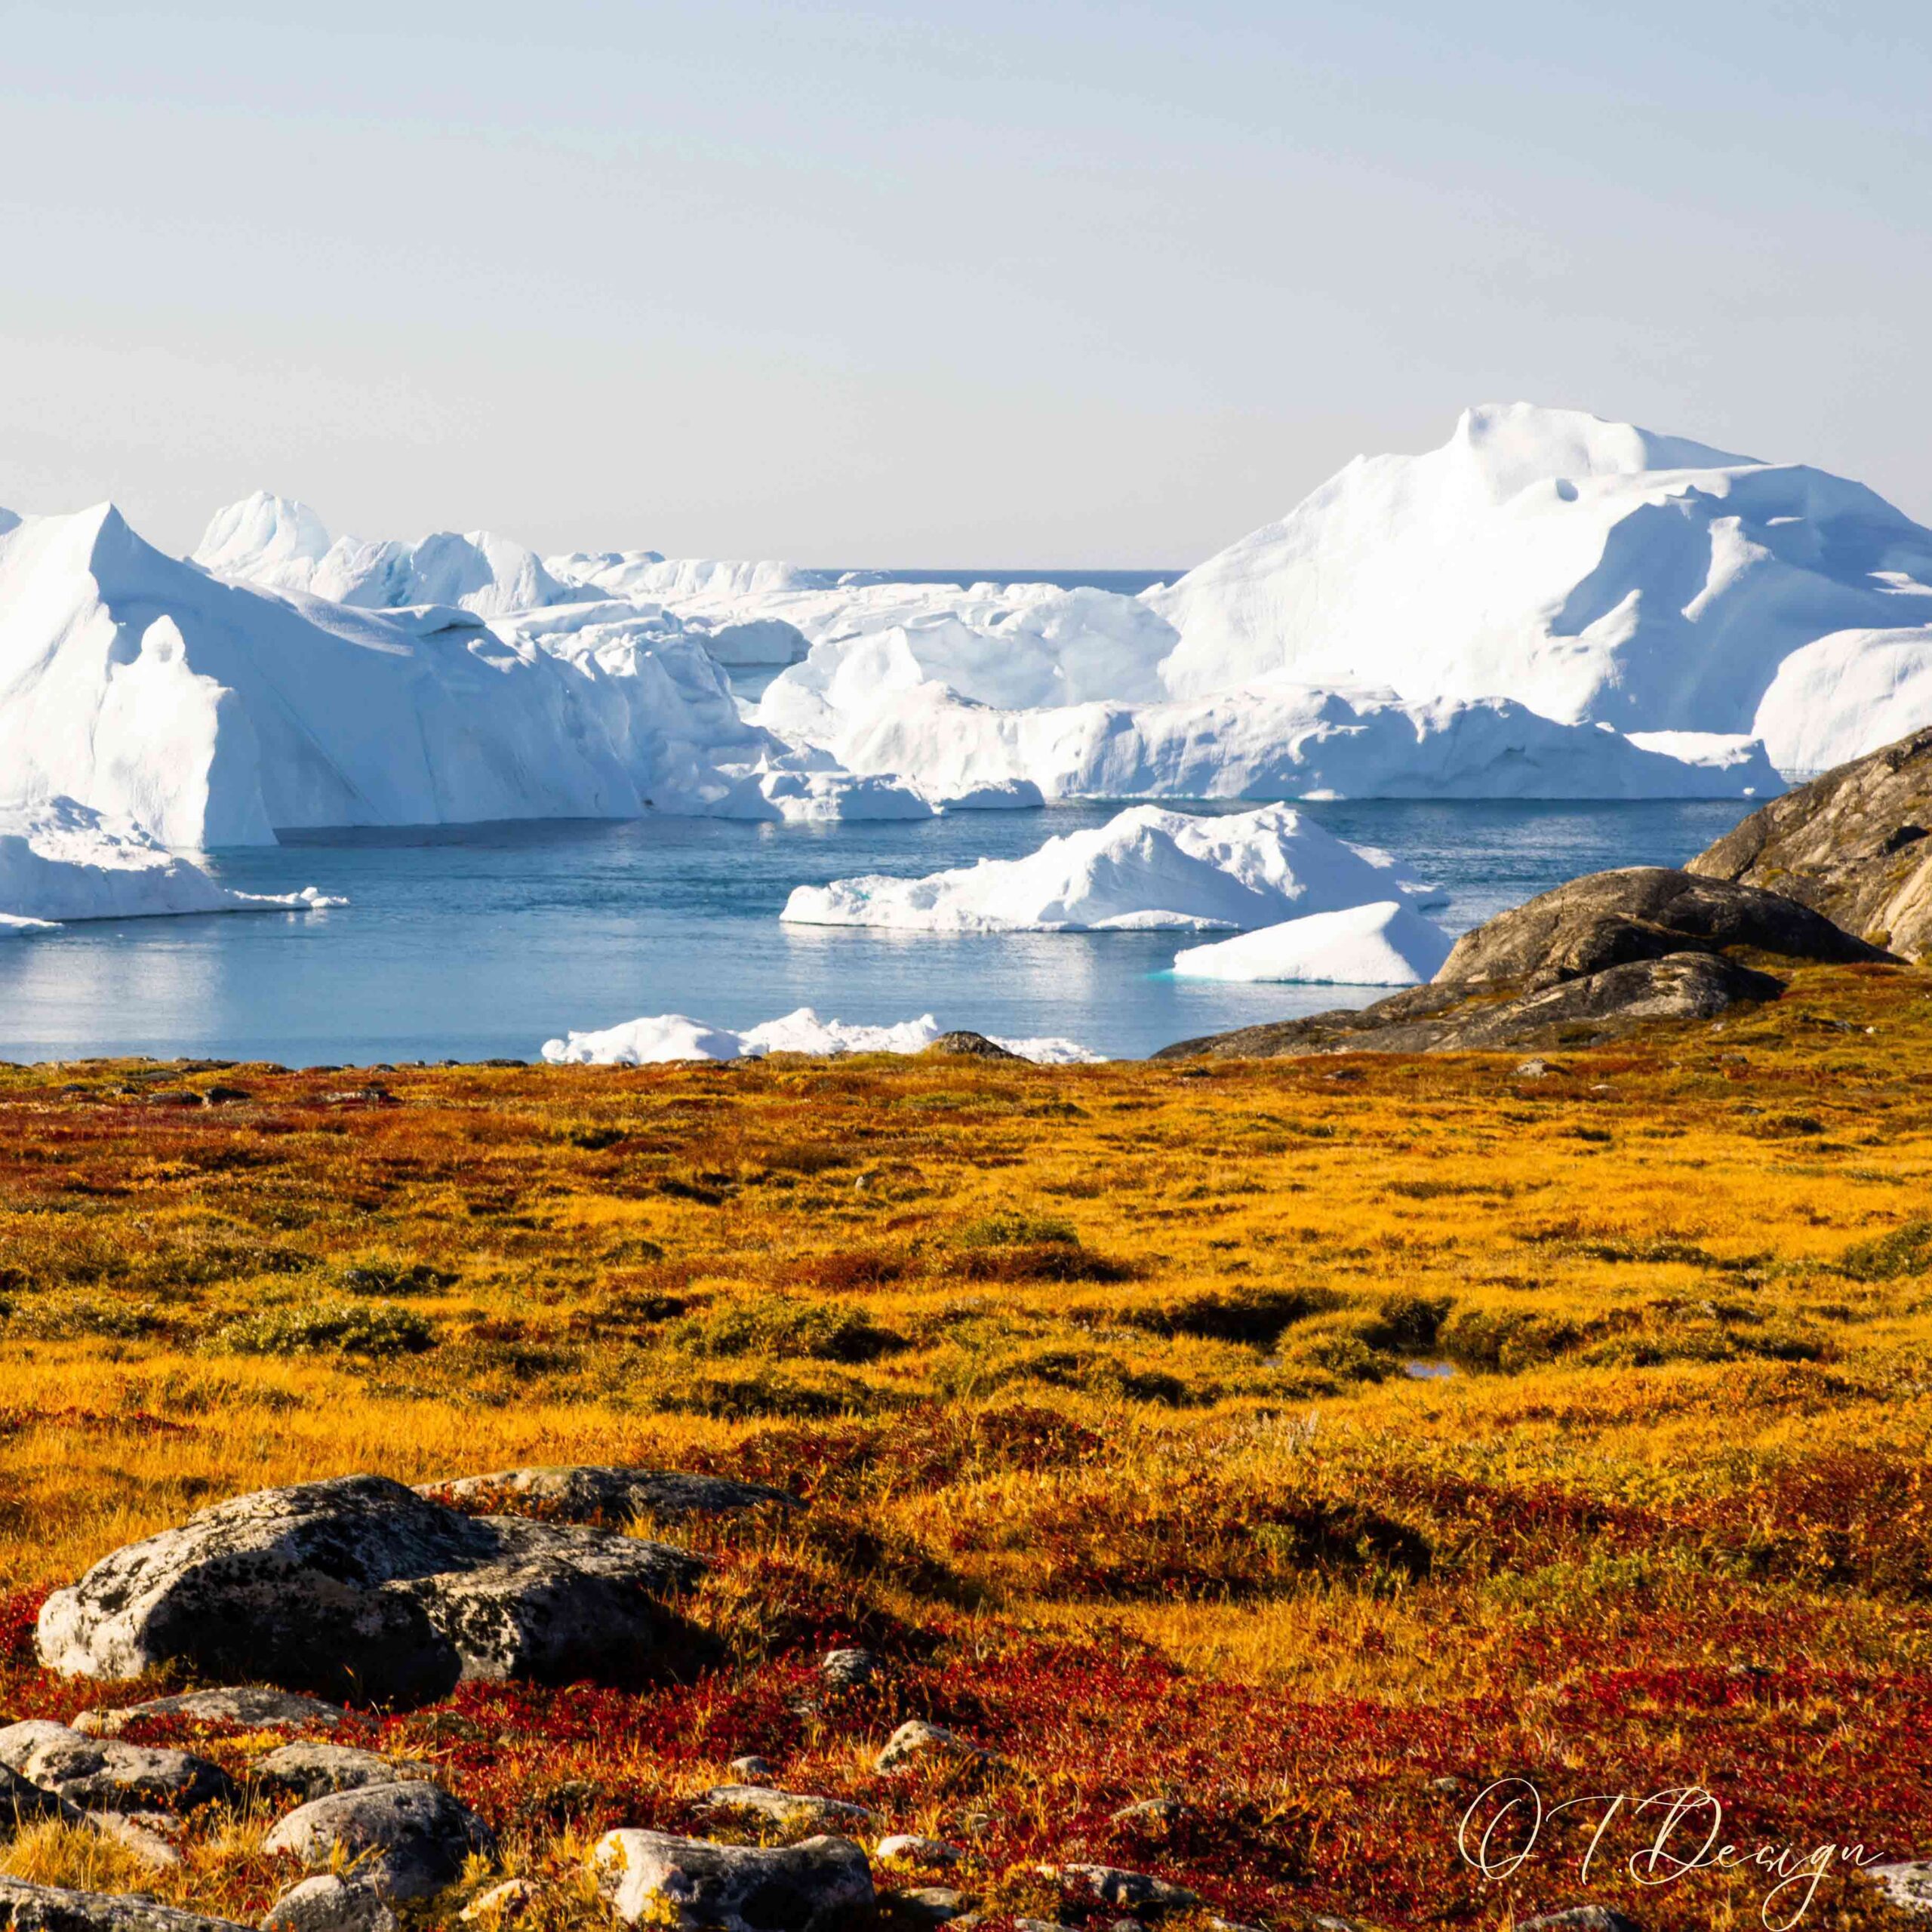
<box><xmin>1154</xmin><ymin>863</ymin><xmax>1885</xmax><ymax>1060</ymax></box>
<box><xmin>697</xmin><ymin>1785</ymin><xmax>876</xmax><ymax>1832</ymax></box>
<box><xmin>253</xmin><ymin>1743</ymin><xmax>433</xmax><ymax>1803</ymax></box>
<box><xmin>1156</xmin><ymin>952</ymin><xmax>1786</xmax><ymax>1060</ymax></box>
<box><xmin>0</xmin><ymin>1722</ymin><xmax>235</xmax><ymax>1814</ymax></box>
<box><xmin>0</xmin><ymin>1882</ymin><xmax>249</xmax><ymax>1932</ymax></box>
<box><xmin>419</xmin><ymin>1467</ymin><xmax>795</xmax><ymax>1525</ymax></box>
<box><xmin>593</xmin><ymin>1829</ymin><xmax>874</xmax><ymax>1931</ymax></box>
<box><xmin>1689</xmin><ymin>725</ymin><xmax>1932</xmax><ymax>959</ymax></box>
<box><xmin>263</xmin><ymin>1782</ymin><xmax>492</xmax><ymax>1901</ymax></box>
<box><xmin>1437</xmin><ymin>866</ymin><xmax>1890</xmax><ymax>986</ymax></box>
<box><xmin>73</xmin><ymin>1689</ymin><xmax>345</xmax><ymax>1739</ymax></box>
<box><xmin>923</xmin><ymin>1032</ymin><xmax>1025</xmax><ymax>1061</ymax></box>
<box><xmin>35</xmin><ymin>1474</ymin><xmax>706</xmax><ymax>1706</ymax></box>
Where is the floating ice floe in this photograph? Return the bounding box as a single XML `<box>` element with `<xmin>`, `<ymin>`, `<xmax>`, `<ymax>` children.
<box><xmin>780</xmin><ymin>802</ymin><xmax>1441</xmax><ymax>934</ymax></box>
<box><xmin>0</xmin><ymin>796</ymin><xmax>345</xmax><ymax>927</ymax></box>
<box><xmin>540</xmin><ymin>1008</ymin><xmax>1099</xmax><ymax>1066</ymax></box>
<box><xmin>1171</xmin><ymin>900</ymin><xmax>1454</xmax><ymax>985</ymax></box>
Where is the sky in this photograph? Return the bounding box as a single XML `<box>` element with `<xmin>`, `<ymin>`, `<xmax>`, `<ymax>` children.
<box><xmin>2</xmin><ymin>0</ymin><xmax>1929</xmax><ymax>566</ymax></box>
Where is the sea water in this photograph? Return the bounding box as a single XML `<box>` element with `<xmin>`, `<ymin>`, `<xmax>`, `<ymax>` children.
<box><xmin>0</xmin><ymin>799</ymin><xmax>1745</xmax><ymax>1065</ymax></box>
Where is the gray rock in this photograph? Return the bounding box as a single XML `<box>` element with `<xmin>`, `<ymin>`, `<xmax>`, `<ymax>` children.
<box><xmin>75</xmin><ymin>1690</ymin><xmax>346</xmax><ymax>1740</ymax></box>
<box><xmin>1</xmin><ymin>1765</ymin><xmax>85</xmax><ymax>1832</ymax></box>
<box><xmin>1013</xmin><ymin>1921</ymin><xmax>1075</xmax><ymax>1932</ymax></box>
<box><xmin>1518</xmin><ymin>1911</ymin><xmax>1645</xmax><ymax>1932</ymax></box>
<box><xmin>594</xmin><ymin>1829</ymin><xmax>874</xmax><ymax>1931</ymax></box>
<box><xmin>1156</xmin><ymin>951</ymin><xmax>1786</xmax><ymax>1060</ymax></box>
<box><xmin>260</xmin><ymin>1877</ymin><xmax>398</xmax><ymax>1932</ymax></box>
<box><xmin>897</xmin><ymin>1887</ymin><xmax>971</xmax><ymax>1922</ymax></box>
<box><xmin>924</xmin><ymin>1033</ymin><xmax>1024</xmax><ymax>1062</ymax></box>
<box><xmin>1110</xmin><ymin>1798</ymin><xmax>1192</xmax><ymax>1830</ymax></box>
<box><xmin>1438</xmin><ymin>866</ymin><xmax>1889</xmax><ymax>987</ymax></box>
<box><xmin>419</xmin><ymin>1467</ymin><xmax>797</xmax><ymax>1526</ymax></box>
<box><xmin>262</xmin><ymin>1781</ymin><xmax>493</xmax><ymax>1902</ymax></box>
<box><xmin>1868</xmin><ymin>1861</ymin><xmax>1932</xmax><ymax>1914</ymax></box>
<box><xmin>699</xmin><ymin>1785</ymin><xmax>877</xmax><ymax>1831</ymax></box>
<box><xmin>456</xmin><ymin>1881</ymin><xmax>537</xmax><ymax>1924</ymax></box>
<box><xmin>1690</xmin><ymin>724</ymin><xmax>1932</xmax><ymax>961</ymax></box>
<box><xmin>725</xmin><ymin>1755</ymin><xmax>773</xmax><ymax>1781</ymax></box>
<box><xmin>82</xmin><ymin>1817</ymin><xmax>181</xmax><ymax>1872</ymax></box>
<box><xmin>0</xmin><ymin>1723</ymin><xmax>235</xmax><ymax>1814</ymax></box>
<box><xmin>0</xmin><ymin>1881</ymin><xmax>248</xmax><ymax>1932</ymax></box>
<box><xmin>35</xmin><ymin>1474</ymin><xmax>705</xmax><ymax>1706</ymax></box>
<box><xmin>817</xmin><ymin>1647</ymin><xmax>881</xmax><ymax>1689</ymax></box>
<box><xmin>875</xmin><ymin>1835</ymin><xmax>964</xmax><ymax>1867</ymax></box>
<box><xmin>1058</xmin><ymin>1863</ymin><xmax>1200</xmax><ymax>1914</ymax></box>
<box><xmin>253</xmin><ymin>1743</ymin><xmax>433</xmax><ymax>1803</ymax></box>
<box><xmin>874</xmin><ymin>1720</ymin><xmax>990</xmax><ymax>1774</ymax></box>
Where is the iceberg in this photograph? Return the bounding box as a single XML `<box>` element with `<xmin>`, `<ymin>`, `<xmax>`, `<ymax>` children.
<box><xmin>1171</xmin><ymin>900</ymin><xmax>1453</xmax><ymax>985</ymax></box>
<box><xmin>539</xmin><ymin>1007</ymin><xmax>1098</xmax><ymax>1065</ymax></box>
<box><xmin>0</xmin><ymin>500</ymin><xmax>918</xmax><ymax>848</ymax></box>
<box><xmin>1147</xmin><ymin>402</ymin><xmax>1932</xmax><ymax>741</ymax></box>
<box><xmin>781</xmin><ymin>802</ymin><xmax>1441</xmax><ymax>934</ymax></box>
<box><xmin>1749</xmin><ymin>628</ymin><xmax>1932</xmax><ymax>775</ymax></box>
<box><xmin>0</xmin><ymin>797</ymin><xmax>344</xmax><ymax>925</ymax></box>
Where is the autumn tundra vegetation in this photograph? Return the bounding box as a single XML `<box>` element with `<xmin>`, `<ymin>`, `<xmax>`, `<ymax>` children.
<box><xmin>2</xmin><ymin>958</ymin><xmax>1930</xmax><ymax>1931</ymax></box>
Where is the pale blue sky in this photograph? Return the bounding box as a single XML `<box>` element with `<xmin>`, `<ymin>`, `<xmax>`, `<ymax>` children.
<box><xmin>2</xmin><ymin>0</ymin><xmax>1927</xmax><ymax>563</ymax></box>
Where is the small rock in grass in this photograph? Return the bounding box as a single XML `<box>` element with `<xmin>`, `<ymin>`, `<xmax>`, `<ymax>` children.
<box><xmin>0</xmin><ymin>1878</ymin><xmax>250</xmax><ymax>1932</ymax></box>
<box><xmin>1110</xmin><ymin>1798</ymin><xmax>1192</xmax><ymax>1830</ymax></box>
<box><xmin>593</xmin><ymin>1829</ymin><xmax>874</xmax><ymax>1931</ymax></box>
<box><xmin>897</xmin><ymin>1887</ymin><xmax>971</xmax><ymax>1923</ymax></box>
<box><xmin>1515</xmin><ymin>1058</ymin><xmax>1552</xmax><ymax>1078</ymax></box>
<box><xmin>1208</xmin><ymin>1920</ymin><xmax>1267</xmax><ymax>1932</ymax></box>
<box><xmin>1868</xmin><ymin>1863</ymin><xmax>1932</xmax><ymax>1914</ymax></box>
<box><xmin>726</xmin><ymin>1755</ymin><xmax>774</xmax><ymax>1782</ymax></box>
<box><xmin>457</xmin><ymin>1880</ymin><xmax>537</xmax><ymax>1922</ymax></box>
<box><xmin>1056</xmin><ymin>1863</ymin><xmax>1200</xmax><ymax>1914</ymax></box>
<box><xmin>874</xmin><ymin>1721</ymin><xmax>991</xmax><ymax>1774</ymax></box>
<box><xmin>817</xmin><ymin>1647</ymin><xmax>882</xmax><ymax>1689</ymax></box>
<box><xmin>701</xmin><ymin>1784</ymin><xmax>878</xmax><ymax>1830</ymax></box>
<box><xmin>876</xmin><ymin>1835</ymin><xmax>964</xmax><ymax>1866</ymax></box>
<box><xmin>1518</xmin><ymin>1911</ymin><xmax>1646</xmax><ymax>1932</ymax></box>
<box><xmin>262</xmin><ymin>1875</ymin><xmax>400</xmax><ymax>1932</ymax></box>
<box><xmin>420</xmin><ymin>1467</ymin><xmax>797</xmax><ymax>1525</ymax></box>
<box><xmin>0</xmin><ymin>1722</ymin><xmax>235</xmax><ymax>1814</ymax></box>
<box><xmin>254</xmin><ymin>1744</ymin><xmax>434</xmax><ymax>1803</ymax></box>
<box><xmin>85</xmin><ymin>1814</ymin><xmax>183</xmax><ymax>1871</ymax></box>
<box><xmin>1013</xmin><ymin>1921</ymin><xmax>1075</xmax><ymax>1932</ymax></box>
<box><xmin>263</xmin><ymin>1781</ymin><xmax>493</xmax><ymax>1901</ymax></box>
<box><xmin>1428</xmin><ymin>1776</ymin><xmax>1465</xmax><ymax>1795</ymax></box>
<box><xmin>1311</xmin><ymin>1918</ymin><xmax>1366</xmax><ymax>1932</ymax></box>
<box><xmin>75</xmin><ymin>1690</ymin><xmax>346</xmax><ymax>1740</ymax></box>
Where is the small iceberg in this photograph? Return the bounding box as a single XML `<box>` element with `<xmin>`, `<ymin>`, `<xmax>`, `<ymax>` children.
<box><xmin>1171</xmin><ymin>900</ymin><xmax>1453</xmax><ymax>985</ymax></box>
<box><xmin>780</xmin><ymin>802</ymin><xmax>1441</xmax><ymax>934</ymax></box>
<box><xmin>0</xmin><ymin>796</ymin><xmax>346</xmax><ymax>928</ymax></box>
<box><xmin>540</xmin><ymin>1007</ymin><xmax>1099</xmax><ymax>1066</ymax></box>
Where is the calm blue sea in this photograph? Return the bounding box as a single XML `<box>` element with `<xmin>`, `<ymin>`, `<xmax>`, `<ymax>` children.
<box><xmin>0</xmin><ymin>799</ymin><xmax>1744</xmax><ymax>1066</ymax></box>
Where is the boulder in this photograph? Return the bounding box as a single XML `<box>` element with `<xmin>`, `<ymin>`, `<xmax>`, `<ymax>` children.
<box><xmin>897</xmin><ymin>1887</ymin><xmax>971</xmax><ymax>1922</ymax></box>
<box><xmin>419</xmin><ymin>1467</ymin><xmax>796</xmax><ymax>1526</ymax></box>
<box><xmin>0</xmin><ymin>1881</ymin><xmax>250</xmax><ymax>1932</ymax></box>
<box><xmin>0</xmin><ymin>1765</ymin><xmax>85</xmax><ymax>1832</ymax></box>
<box><xmin>83</xmin><ymin>1816</ymin><xmax>181</xmax><ymax>1872</ymax></box>
<box><xmin>817</xmin><ymin>1647</ymin><xmax>882</xmax><ymax>1689</ymax></box>
<box><xmin>260</xmin><ymin>1877</ymin><xmax>398</xmax><ymax>1932</ymax></box>
<box><xmin>1690</xmin><ymin>724</ymin><xmax>1932</xmax><ymax>960</ymax></box>
<box><xmin>1866</xmin><ymin>1862</ymin><xmax>1932</xmax><ymax>1915</ymax></box>
<box><xmin>253</xmin><ymin>1743</ymin><xmax>433</xmax><ymax>1803</ymax></box>
<box><xmin>75</xmin><ymin>1690</ymin><xmax>346</xmax><ymax>1739</ymax></box>
<box><xmin>35</xmin><ymin>1474</ymin><xmax>705</xmax><ymax>1706</ymax></box>
<box><xmin>874</xmin><ymin>1720</ymin><xmax>992</xmax><ymax>1774</ymax></box>
<box><xmin>1156</xmin><ymin>952</ymin><xmax>1786</xmax><ymax>1060</ymax></box>
<box><xmin>923</xmin><ymin>1033</ymin><xmax>1024</xmax><ymax>1062</ymax></box>
<box><xmin>1438</xmin><ymin>866</ymin><xmax>1889</xmax><ymax>987</ymax></box>
<box><xmin>699</xmin><ymin>1786</ymin><xmax>876</xmax><ymax>1832</ymax></box>
<box><xmin>725</xmin><ymin>1755</ymin><xmax>774</xmax><ymax>1782</ymax></box>
<box><xmin>593</xmin><ymin>1829</ymin><xmax>874</xmax><ymax>1931</ymax></box>
<box><xmin>0</xmin><ymin>1723</ymin><xmax>235</xmax><ymax>1814</ymax></box>
<box><xmin>1056</xmin><ymin>1863</ymin><xmax>1199</xmax><ymax>1914</ymax></box>
<box><xmin>263</xmin><ymin>1781</ymin><xmax>493</xmax><ymax>1902</ymax></box>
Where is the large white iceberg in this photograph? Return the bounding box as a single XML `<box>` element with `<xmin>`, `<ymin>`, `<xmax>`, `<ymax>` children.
<box><xmin>0</xmin><ymin>796</ymin><xmax>343</xmax><ymax>925</ymax></box>
<box><xmin>1147</xmin><ymin>402</ymin><xmax>1932</xmax><ymax>761</ymax></box>
<box><xmin>781</xmin><ymin>802</ymin><xmax>1441</xmax><ymax>934</ymax></box>
<box><xmin>1171</xmin><ymin>900</ymin><xmax>1452</xmax><ymax>986</ymax></box>
<box><xmin>1749</xmin><ymin>628</ymin><xmax>1932</xmax><ymax>775</ymax></box>
<box><xmin>0</xmin><ymin>500</ymin><xmax>923</xmax><ymax>848</ymax></box>
<box><xmin>539</xmin><ymin>1007</ymin><xmax>1098</xmax><ymax>1066</ymax></box>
